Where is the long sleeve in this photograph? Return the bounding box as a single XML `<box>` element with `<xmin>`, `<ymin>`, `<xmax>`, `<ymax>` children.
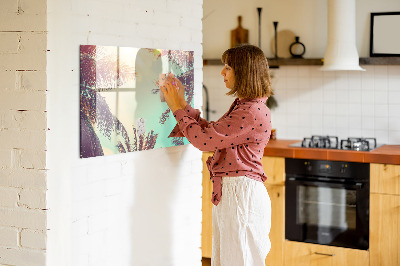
<box><xmin>169</xmin><ymin>104</ymin><xmax>211</xmax><ymax>137</ymax></box>
<box><xmin>172</xmin><ymin>105</ymin><xmax>257</xmax><ymax>152</ymax></box>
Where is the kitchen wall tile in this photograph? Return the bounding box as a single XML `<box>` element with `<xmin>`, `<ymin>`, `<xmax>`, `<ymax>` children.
<box><xmin>336</xmin><ymin>128</ymin><xmax>349</xmax><ymax>140</ymax></box>
<box><xmin>323</xmin><ymin>115</ymin><xmax>336</xmax><ymax>129</ymax></box>
<box><xmin>349</xmin><ymin>116</ymin><xmax>362</xmax><ymax>129</ymax></box>
<box><xmin>287</xmin><ymin>113</ymin><xmax>300</xmax><ymax>127</ymax></box>
<box><xmin>336</xmin><ymin>115</ymin><xmax>349</xmax><ymax>128</ymax></box>
<box><xmin>323</xmin><ymin>86</ymin><xmax>336</xmax><ymax>103</ymax></box>
<box><xmin>374</xmin><ymin>90</ymin><xmax>388</xmax><ymax>104</ymax></box>
<box><xmin>388</xmin><ymin>91</ymin><xmax>400</xmax><ymax>104</ymax></box>
<box><xmin>388</xmin><ymin>117</ymin><xmax>400</xmax><ymax>131</ymax></box>
<box><xmin>374</xmin><ymin>65</ymin><xmax>388</xmax><ymax>77</ymax></box>
<box><xmin>348</xmin><ymin>90</ymin><xmax>362</xmax><ymax>103</ymax></box>
<box><xmin>348</xmin><ymin>71</ymin><xmax>362</xmax><ymax>90</ymax></box>
<box><xmin>388</xmin><ymin>75</ymin><xmax>400</xmax><ymax>91</ymax></box>
<box><xmin>203</xmin><ymin>65</ymin><xmax>399</xmax><ymax>144</ymax></box>
<box><xmin>349</xmin><ymin>128</ymin><xmax>362</xmax><ymax>137</ymax></box>
<box><xmin>298</xmin><ymin>77</ymin><xmax>311</xmax><ymax>89</ymax></box>
<box><xmin>362</xmin><ymin>129</ymin><xmax>375</xmax><ymax>138</ymax></box>
<box><xmin>335</xmin><ymin>72</ymin><xmax>349</xmax><ymax>90</ymax></box>
<box><xmin>286</xmin><ymin>77</ymin><xmax>299</xmax><ymax>89</ymax></box>
<box><xmin>311</xmin><ymin>127</ymin><xmax>325</xmax><ymax>136</ymax></box>
<box><xmin>298</xmin><ymin>67</ymin><xmax>311</xmax><ymax>78</ymax></box>
<box><xmin>323</xmin><ymin>103</ymin><xmax>336</xmax><ymax>115</ymax></box>
<box><xmin>311</xmin><ymin>102</ymin><xmax>324</xmax><ymax>114</ymax></box>
<box><xmin>387</xmin><ymin>65</ymin><xmax>400</xmax><ymax>76</ymax></box>
<box><xmin>361</xmin><ymin>104</ymin><xmax>375</xmax><ymax>117</ymax></box>
<box><xmin>388</xmin><ymin>104</ymin><xmax>400</xmax><ymax>117</ymax></box>
<box><xmin>375</xmin><ymin>104</ymin><xmax>389</xmax><ymax>117</ymax></box>
<box><xmin>310</xmin><ymin>66</ymin><xmax>323</xmax><ymax>77</ymax></box>
<box><xmin>361</xmin><ymin>90</ymin><xmax>375</xmax><ymax>103</ymax></box>
<box><xmin>374</xmin><ymin>130</ymin><xmax>389</xmax><ymax>144</ymax></box>
<box><xmin>362</xmin><ymin>65</ymin><xmax>375</xmax><ymax>74</ymax></box>
<box><xmin>310</xmin><ymin>77</ymin><xmax>324</xmax><ymax>90</ymax></box>
<box><xmin>348</xmin><ymin>103</ymin><xmax>362</xmax><ymax>116</ymax></box>
<box><xmin>361</xmin><ymin>75</ymin><xmax>374</xmax><ymax>91</ymax></box>
<box><xmin>374</xmin><ymin>77</ymin><xmax>388</xmax><ymax>91</ymax></box>
<box><xmin>375</xmin><ymin>117</ymin><xmax>389</xmax><ymax>130</ymax></box>
<box><xmin>285</xmin><ymin>66</ymin><xmax>298</xmax><ymax>77</ymax></box>
<box><xmin>388</xmin><ymin>131</ymin><xmax>400</xmax><ymax>143</ymax></box>
<box><xmin>311</xmin><ymin>86</ymin><xmax>323</xmax><ymax>101</ymax></box>
<box><xmin>311</xmin><ymin>114</ymin><xmax>324</xmax><ymax>128</ymax></box>
<box><xmin>322</xmin><ymin>70</ymin><xmax>335</xmax><ymax>78</ymax></box>
<box><xmin>336</xmin><ymin>90</ymin><xmax>349</xmax><ymax>103</ymax></box>
<box><xmin>298</xmin><ymin>102</ymin><xmax>312</xmax><ymax>115</ymax></box>
<box><xmin>336</xmin><ymin>103</ymin><xmax>349</xmax><ymax>116</ymax></box>
<box><xmin>362</xmin><ymin>116</ymin><xmax>375</xmax><ymax>130</ymax></box>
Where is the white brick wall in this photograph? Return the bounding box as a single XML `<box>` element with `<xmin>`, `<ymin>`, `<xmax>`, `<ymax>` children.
<box><xmin>0</xmin><ymin>0</ymin><xmax>48</xmax><ymax>265</ymax></box>
<box><xmin>46</xmin><ymin>1</ymin><xmax>203</xmax><ymax>266</ymax></box>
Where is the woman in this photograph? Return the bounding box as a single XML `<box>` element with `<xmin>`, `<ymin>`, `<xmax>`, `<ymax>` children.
<box><xmin>161</xmin><ymin>44</ymin><xmax>273</xmax><ymax>266</ymax></box>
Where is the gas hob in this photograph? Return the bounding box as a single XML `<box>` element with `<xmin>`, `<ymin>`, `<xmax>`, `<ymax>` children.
<box><xmin>289</xmin><ymin>135</ymin><xmax>382</xmax><ymax>151</ymax></box>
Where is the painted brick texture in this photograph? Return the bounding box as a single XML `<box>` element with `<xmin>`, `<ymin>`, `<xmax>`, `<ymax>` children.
<box><xmin>0</xmin><ymin>0</ymin><xmax>47</xmax><ymax>265</ymax></box>
<box><xmin>46</xmin><ymin>0</ymin><xmax>204</xmax><ymax>265</ymax></box>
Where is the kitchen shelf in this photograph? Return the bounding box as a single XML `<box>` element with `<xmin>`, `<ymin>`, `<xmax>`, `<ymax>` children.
<box><xmin>203</xmin><ymin>58</ymin><xmax>322</xmax><ymax>68</ymax></box>
<box><xmin>359</xmin><ymin>57</ymin><xmax>400</xmax><ymax>65</ymax></box>
<box><xmin>203</xmin><ymin>57</ymin><xmax>400</xmax><ymax>67</ymax></box>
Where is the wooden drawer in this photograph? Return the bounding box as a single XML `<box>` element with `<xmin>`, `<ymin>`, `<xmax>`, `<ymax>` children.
<box><xmin>284</xmin><ymin>241</ymin><xmax>369</xmax><ymax>266</ymax></box>
<box><xmin>370</xmin><ymin>163</ymin><xmax>400</xmax><ymax>195</ymax></box>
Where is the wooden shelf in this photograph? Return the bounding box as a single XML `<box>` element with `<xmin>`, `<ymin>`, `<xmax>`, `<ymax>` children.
<box><xmin>359</xmin><ymin>57</ymin><xmax>400</xmax><ymax>65</ymax></box>
<box><xmin>203</xmin><ymin>58</ymin><xmax>323</xmax><ymax>67</ymax></box>
<box><xmin>203</xmin><ymin>57</ymin><xmax>400</xmax><ymax>67</ymax></box>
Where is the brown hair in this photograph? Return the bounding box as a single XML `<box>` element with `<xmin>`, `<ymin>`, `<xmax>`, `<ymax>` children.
<box><xmin>221</xmin><ymin>44</ymin><xmax>273</xmax><ymax>99</ymax></box>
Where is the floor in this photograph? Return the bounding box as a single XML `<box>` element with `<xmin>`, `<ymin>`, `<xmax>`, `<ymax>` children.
<box><xmin>202</xmin><ymin>257</ymin><xmax>211</xmax><ymax>266</ymax></box>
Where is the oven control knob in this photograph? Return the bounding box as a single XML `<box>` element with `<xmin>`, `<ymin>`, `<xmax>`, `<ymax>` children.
<box><xmin>340</xmin><ymin>164</ymin><xmax>347</xmax><ymax>174</ymax></box>
<box><xmin>304</xmin><ymin>162</ymin><xmax>312</xmax><ymax>171</ymax></box>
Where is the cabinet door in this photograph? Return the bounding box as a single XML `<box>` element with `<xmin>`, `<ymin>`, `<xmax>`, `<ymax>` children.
<box><xmin>370</xmin><ymin>193</ymin><xmax>400</xmax><ymax>266</ymax></box>
<box><xmin>284</xmin><ymin>241</ymin><xmax>369</xmax><ymax>266</ymax></box>
<box><xmin>261</xmin><ymin>156</ymin><xmax>285</xmax><ymax>185</ymax></box>
<box><xmin>202</xmin><ymin>152</ymin><xmax>213</xmax><ymax>258</ymax></box>
<box><xmin>370</xmin><ymin>163</ymin><xmax>400</xmax><ymax>195</ymax></box>
<box><xmin>264</xmin><ymin>184</ymin><xmax>284</xmax><ymax>266</ymax></box>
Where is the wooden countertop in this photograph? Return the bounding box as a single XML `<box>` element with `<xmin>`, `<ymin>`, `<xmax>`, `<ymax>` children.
<box><xmin>263</xmin><ymin>139</ymin><xmax>400</xmax><ymax>165</ymax></box>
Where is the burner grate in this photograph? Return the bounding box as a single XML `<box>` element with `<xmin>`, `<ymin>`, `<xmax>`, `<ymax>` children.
<box><xmin>340</xmin><ymin>137</ymin><xmax>377</xmax><ymax>151</ymax></box>
<box><xmin>301</xmin><ymin>135</ymin><xmax>339</xmax><ymax>149</ymax></box>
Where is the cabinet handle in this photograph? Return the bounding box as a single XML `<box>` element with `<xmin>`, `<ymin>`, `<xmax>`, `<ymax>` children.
<box><xmin>314</xmin><ymin>252</ymin><xmax>335</xmax><ymax>257</ymax></box>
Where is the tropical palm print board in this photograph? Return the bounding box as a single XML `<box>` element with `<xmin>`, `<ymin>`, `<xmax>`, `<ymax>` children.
<box><xmin>80</xmin><ymin>45</ymin><xmax>194</xmax><ymax>158</ymax></box>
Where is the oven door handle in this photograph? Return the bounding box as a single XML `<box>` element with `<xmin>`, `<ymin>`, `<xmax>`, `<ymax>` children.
<box><xmin>286</xmin><ymin>177</ymin><xmax>364</xmax><ymax>189</ymax></box>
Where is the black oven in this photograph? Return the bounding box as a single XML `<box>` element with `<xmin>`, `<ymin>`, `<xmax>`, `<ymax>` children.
<box><xmin>285</xmin><ymin>158</ymin><xmax>369</xmax><ymax>250</ymax></box>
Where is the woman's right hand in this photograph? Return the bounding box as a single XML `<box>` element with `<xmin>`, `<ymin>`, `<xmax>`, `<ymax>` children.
<box><xmin>168</xmin><ymin>74</ymin><xmax>187</xmax><ymax>108</ymax></box>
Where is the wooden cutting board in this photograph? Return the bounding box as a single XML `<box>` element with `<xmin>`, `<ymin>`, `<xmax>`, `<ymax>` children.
<box><xmin>231</xmin><ymin>16</ymin><xmax>249</xmax><ymax>48</ymax></box>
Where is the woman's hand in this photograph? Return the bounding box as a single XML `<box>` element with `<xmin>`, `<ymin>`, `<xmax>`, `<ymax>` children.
<box><xmin>160</xmin><ymin>75</ymin><xmax>186</xmax><ymax>113</ymax></box>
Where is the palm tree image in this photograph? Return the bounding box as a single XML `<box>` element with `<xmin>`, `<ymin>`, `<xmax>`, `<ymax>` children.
<box><xmin>80</xmin><ymin>45</ymin><xmax>194</xmax><ymax>158</ymax></box>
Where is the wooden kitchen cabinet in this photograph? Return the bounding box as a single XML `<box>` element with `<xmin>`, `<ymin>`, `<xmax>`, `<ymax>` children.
<box><xmin>202</xmin><ymin>152</ymin><xmax>213</xmax><ymax>258</ymax></box>
<box><xmin>264</xmin><ymin>184</ymin><xmax>285</xmax><ymax>266</ymax></box>
<box><xmin>370</xmin><ymin>193</ymin><xmax>400</xmax><ymax>266</ymax></box>
<box><xmin>370</xmin><ymin>163</ymin><xmax>400</xmax><ymax>266</ymax></box>
<box><xmin>262</xmin><ymin>156</ymin><xmax>285</xmax><ymax>266</ymax></box>
<box><xmin>370</xmin><ymin>163</ymin><xmax>400</xmax><ymax>195</ymax></box>
<box><xmin>201</xmin><ymin>154</ymin><xmax>286</xmax><ymax>265</ymax></box>
<box><xmin>284</xmin><ymin>241</ymin><xmax>369</xmax><ymax>266</ymax></box>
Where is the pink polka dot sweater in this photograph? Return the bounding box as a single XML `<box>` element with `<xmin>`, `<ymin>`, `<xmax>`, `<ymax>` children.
<box><xmin>169</xmin><ymin>97</ymin><xmax>271</xmax><ymax>206</ymax></box>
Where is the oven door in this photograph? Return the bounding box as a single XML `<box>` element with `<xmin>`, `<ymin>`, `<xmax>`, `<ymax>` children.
<box><xmin>285</xmin><ymin>177</ymin><xmax>369</xmax><ymax>250</ymax></box>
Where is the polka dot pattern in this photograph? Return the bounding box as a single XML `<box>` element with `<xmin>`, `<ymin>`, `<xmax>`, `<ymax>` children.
<box><xmin>169</xmin><ymin>97</ymin><xmax>272</xmax><ymax>206</ymax></box>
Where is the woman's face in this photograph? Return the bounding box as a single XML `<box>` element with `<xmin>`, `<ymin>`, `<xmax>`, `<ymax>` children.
<box><xmin>220</xmin><ymin>64</ymin><xmax>235</xmax><ymax>89</ymax></box>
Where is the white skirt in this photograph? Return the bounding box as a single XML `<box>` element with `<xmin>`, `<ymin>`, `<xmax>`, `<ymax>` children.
<box><xmin>212</xmin><ymin>176</ymin><xmax>271</xmax><ymax>266</ymax></box>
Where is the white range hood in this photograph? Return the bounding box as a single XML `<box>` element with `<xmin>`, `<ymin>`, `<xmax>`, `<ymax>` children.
<box><xmin>320</xmin><ymin>0</ymin><xmax>365</xmax><ymax>71</ymax></box>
